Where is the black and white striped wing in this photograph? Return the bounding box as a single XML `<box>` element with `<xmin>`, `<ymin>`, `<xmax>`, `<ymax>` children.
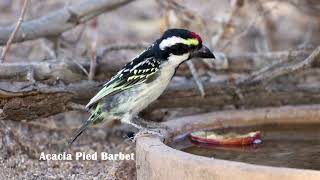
<box><xmin>85</xmin><ymin>57</ymin><xmax>160</xmax><ymax>109</ymax></box>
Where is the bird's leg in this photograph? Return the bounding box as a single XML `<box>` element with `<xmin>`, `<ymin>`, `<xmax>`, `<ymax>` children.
<box><xmin>131</xmin><ymin>116</ymin><xmax>168</xmax><ymax>130</ymax></box>
<box><xmin>130</xmin><ymin>116</ymin><xmax>168</xmax><ymax>142</ymax></box>
<box><xmin>133</xmin><ymin>129</ymin><xmax>165</xmax><ymax>143</ymax></box>
<box><xmin>127</xmin><ymin>120</ymin><xmax>144</xmax><ymax>130</ymax></box>
<box><xmin>120</xmin><ymin>117</ymin><xmax>160</xmax><ymax>142</ymax></box>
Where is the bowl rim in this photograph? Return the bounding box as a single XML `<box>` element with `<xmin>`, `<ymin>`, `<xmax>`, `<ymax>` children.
<box><xmin>136</xmin><ymin>105</ymin><xmax>320</xmax><ymax>180</ymax></box>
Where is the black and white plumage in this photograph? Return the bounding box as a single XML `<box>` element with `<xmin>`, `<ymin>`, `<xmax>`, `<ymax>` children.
<box><xmin>69</xmin><ymin>29</ymin><xmax>215</xmax><ymax>145</ymax></box>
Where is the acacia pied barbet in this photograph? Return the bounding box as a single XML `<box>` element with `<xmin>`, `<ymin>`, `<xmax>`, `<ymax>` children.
<box><xmin>69</xmin><ymin>29</ymin><xmax>215</xmax><ymax>145</ymax></box>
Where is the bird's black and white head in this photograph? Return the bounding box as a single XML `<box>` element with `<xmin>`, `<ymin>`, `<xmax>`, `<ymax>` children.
<box><xmin>154</xmin><ymin>28</ymin><xmax>215</xmax><ymax>65</ymax></box>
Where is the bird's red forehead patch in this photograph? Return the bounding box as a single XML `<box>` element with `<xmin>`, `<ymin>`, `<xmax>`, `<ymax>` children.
<box><xmin>191</xmin><ymin>32</ymin><xmax>202</xmax><ymax>44</ymax></box>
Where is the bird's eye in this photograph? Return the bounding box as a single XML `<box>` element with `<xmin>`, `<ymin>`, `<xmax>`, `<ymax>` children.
<box><xmin>169</xmin><ymin>44</ymin><xmax>189</xmax><ymax>55</ymax></box>
<box><xmin>171</xmin><ymin>46</ymin><xmax>180</xmax><ymax>54</ymax></box>
<box><xmin>191</xmin><ymin>44</ymin><xmax>199</xmax><ymax>50</ymax></box>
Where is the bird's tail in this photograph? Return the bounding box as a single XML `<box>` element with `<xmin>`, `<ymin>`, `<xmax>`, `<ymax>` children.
<box><xmin>68</xmin><ymin>104</ymin><xmax>103</xmax><ymax>146</ymax></box>
<box><xmin>68</xmin><ymin>120</ymin><xmax>92</xmax><ymax>146</ymax></box>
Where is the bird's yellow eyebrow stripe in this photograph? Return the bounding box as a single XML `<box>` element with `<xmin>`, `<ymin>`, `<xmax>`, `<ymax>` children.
<box><xmin>183</xmin><ymin>38</ymin><xmax>199</xmax><ymax>46</ymax></box>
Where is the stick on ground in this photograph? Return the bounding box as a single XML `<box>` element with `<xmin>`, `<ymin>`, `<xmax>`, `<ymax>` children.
<box><xmin>0</xmin><ymin>0</ymin><xmax>29</xmax><ymax>63</ymax></box>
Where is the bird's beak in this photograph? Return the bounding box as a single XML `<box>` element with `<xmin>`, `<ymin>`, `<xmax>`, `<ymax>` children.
<box><xmin>192</xmin><ymin>45</ymin><xmax>215</xmax><ymax>59</ymax></box>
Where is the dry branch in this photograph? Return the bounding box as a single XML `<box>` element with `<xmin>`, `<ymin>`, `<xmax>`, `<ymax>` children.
<box><xmin>239</xmin><ymin>46</ymin><xmax>320</xmax><ymax>85</ymax></box>
<box><xmin>186</xmin><ymin>61</ymin><xmax>205</xmax><ymax>97</ymax></box>
<box><xmin>226</xmin><ymin>49</ymin><xmax>311</xmax><ymax>72</ymax></box>
<box><xmin>1</xmin><ymin>48</ymin><xmax>319</xmax><ymax>121</ymax></box>
<box><xmin>1</xmin><ymin>68</ymin><xmax>320</xmax><ymax>121</ymax></box>
<box><xmin>0</xmin><ymin>0</ymin><xmax>29</xmax><ymax>62</ymax></box>
<box><xmin>220</xmin><ymin>0</ymin><xmax>278</xmax><ymax>50</ymax></box>
<box><xmin>0</xmin><ymin>49</ymin><xmax>312</xmax><ymax>83</ymax></box>
<box><xmin>211</xmin><ymin>0</ymin><xmax>243</xmax><ymax>48</ymax></box>
<box><xmin>97</xmin><ymin>43</ymin><xmax>149</xmax><ymax>60</ymax></box>
<box><xmin>0</xmin><ymin>0</ymin><xmax>135</xmax><ymax>45</ymax></box>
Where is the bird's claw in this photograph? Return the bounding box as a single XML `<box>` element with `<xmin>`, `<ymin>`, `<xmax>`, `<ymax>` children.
<box><xmin>133</xmin><ymin>128</ymin><xmax>165</xmax><ymax>143</ymax></box>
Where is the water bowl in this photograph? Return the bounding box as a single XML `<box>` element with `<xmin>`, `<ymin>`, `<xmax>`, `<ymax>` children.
<box><xmin>136</xmin><ymin>105</ymin><xmax>320</xmax><ymax>180</ymax></box>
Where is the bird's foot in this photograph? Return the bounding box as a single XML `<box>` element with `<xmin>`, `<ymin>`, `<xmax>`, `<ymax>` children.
<box><xmin>133</xmin><ymin>128</ymin><xmax>165</xmax><ymax>143</ymax></box>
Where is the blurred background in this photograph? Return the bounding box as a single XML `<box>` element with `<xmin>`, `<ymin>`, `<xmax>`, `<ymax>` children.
<box><xmin>0</xmin><ymin>0</ymin><xmax>320</xmax><ymax>179</ymax></box>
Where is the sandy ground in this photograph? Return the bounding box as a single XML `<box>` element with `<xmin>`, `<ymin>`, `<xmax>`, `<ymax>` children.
<box><xmin>0</xmin><ymin>115</ymin><xmax>137</xmax><ymax>179</ymax></box>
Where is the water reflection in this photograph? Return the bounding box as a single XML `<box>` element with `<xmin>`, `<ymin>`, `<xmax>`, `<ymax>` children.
<box><xmin>177</xmin><ymin>124</ymin><xmax>320</xmax><ymax>170</ymax></box>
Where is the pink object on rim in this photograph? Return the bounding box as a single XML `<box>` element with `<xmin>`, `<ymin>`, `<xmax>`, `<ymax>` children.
<box><xmin>190</xmin><ymin>130</ymin><xmax>262</xmax><ymax>146</ymax></box>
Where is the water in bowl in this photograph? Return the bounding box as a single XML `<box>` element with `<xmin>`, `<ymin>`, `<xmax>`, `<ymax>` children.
<box><xmin>175</xmin><ymin>124</ymin><xmax>320</xmax><ymax>170</ymax></box>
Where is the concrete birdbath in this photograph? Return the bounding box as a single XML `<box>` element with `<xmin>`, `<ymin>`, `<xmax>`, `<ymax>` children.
<box><xmin>136</xmin><ymin>105</ymin><xmax>320</xmax><ymax>180</ymax></box>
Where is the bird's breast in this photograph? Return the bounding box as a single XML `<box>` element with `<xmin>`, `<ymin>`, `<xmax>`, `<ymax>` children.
<box><xmin>120</xmin><ymin>63</ymin><xmax>176</xmax><ymax>115</ymax></box>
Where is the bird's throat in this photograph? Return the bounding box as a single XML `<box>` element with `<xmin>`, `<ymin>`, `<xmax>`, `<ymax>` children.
<box><xmin>167</xmin><ymin>53</ymin><xmax>190</xmax><ymax>67</ymax></box>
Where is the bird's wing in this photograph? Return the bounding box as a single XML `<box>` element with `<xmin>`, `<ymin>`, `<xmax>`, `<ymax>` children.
<box><xmin>85</xmin><ymin>57</ymin><xmax>161</xmax><ymax>109</ymax></box>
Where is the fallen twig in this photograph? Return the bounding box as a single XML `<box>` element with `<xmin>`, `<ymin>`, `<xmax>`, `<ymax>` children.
<box><xmin>89</xmin><ymin>56</ymin><xmax>97</xmax><ymax>81</ymax></box>
<box><xmin>186</xmin><ymin>61</ymin><xmax>205</xmax><ymax>97</ymax></box>
<box><xmin>89</xmin><ymin>23</ymin><xmax>98</xmax><ymax>81</ymax></box>
<box><xmin>0</xmin><ymin>49</ymin><xmax>312</xmax><ymax>83</ymax></box>
<box><xmin>0</xmin><ymin>0</ymin><xmax>29</xmax><ymax>63</ymax></box>
<box><xmin>2</xmin><ymin>60</ymin><xmax>320</xmax><ymax>121</ymax></box>
<box><xmin>0</xmin><ymin>0</ymin><xmax>135</xmax><ymax>45</ymax></box>
<box><xmin>0</xmin><ymin>47</ymin><xmax>317</xmax><ymax>121</ymax></box>
<box><xmin>221</xmin><ymin>1</ymin><xmax>279</xmax><ymax>50</ymax></box>
<box><xmin>240</xmin><ymin>46</ymin><xmax>320</xmax><ymax>86</ymax></box>
<box><xmin>211</xmin><ymin>0</ymin><xmax>243</xmax><ymax>48</ymax></box>
<box><xmin>97</xmin><ymin>42</ymin><xmax>148</xmax><ymax>60</ymax></box>
<box><xmin>68</xmin><ymin>58</ymin><xmax>89</xmax><ymax>77</ymax></box>
<box><xmin>40</xmin><ymin>39</ymin><xmax>57</xmax><ymax>58</ymax></box>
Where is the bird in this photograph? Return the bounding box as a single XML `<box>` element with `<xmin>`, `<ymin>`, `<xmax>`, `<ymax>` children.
<box><xmin>69</xmin><ymin>28</ymin><xmax>215</xmax><ymax>145</ymax></box>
